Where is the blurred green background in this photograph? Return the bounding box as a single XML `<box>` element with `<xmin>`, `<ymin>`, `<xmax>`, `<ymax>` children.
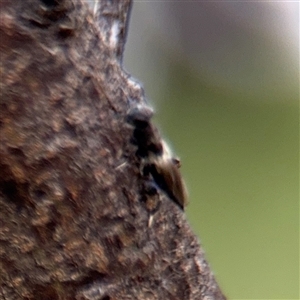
<box><xmin>124</xmin><ymin>2</ymin><xmax>299</xmax><ymax>299</ymax></box>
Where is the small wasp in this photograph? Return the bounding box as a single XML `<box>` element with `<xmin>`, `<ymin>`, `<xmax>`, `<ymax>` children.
<box><xmin>127</xmin><ymin>104</ymin><xmax>188</xmax><ymax>210</ymax></box>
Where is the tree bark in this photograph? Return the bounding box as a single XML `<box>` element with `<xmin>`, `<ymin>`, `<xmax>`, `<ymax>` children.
<box><xmin>0</xmin><ymin>0</ymin><xmax>226</xmax><ymax>299</ymax></box>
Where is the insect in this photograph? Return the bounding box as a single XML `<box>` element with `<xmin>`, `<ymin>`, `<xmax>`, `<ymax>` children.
<box><xmin>145</xmin><ymin>141</ymin><xmax>188</xmax><ymax>209</ymax></box>
<box><xmin>127</xmin><ymin>104</ymin><xmax>188</xmax><ymax>210</ymax></box>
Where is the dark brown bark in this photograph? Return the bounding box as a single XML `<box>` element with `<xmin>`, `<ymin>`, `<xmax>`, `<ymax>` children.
<box><xmin>0</xmin><ymin>0</ymin><xmax>226</xmax><ymax>299</ymax></box>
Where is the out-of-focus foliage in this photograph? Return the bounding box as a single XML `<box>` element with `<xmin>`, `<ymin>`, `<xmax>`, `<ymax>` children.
<box><xmin>124</xmin><ymin>2</ymin><xmax>299</xmax><ymax>299</ymax></box>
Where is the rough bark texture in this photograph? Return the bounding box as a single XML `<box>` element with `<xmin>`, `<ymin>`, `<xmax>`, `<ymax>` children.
<box><xmin>0</xmin><ymin>0</ymin><xmax>226</xmax><ymax>299</ymax></box>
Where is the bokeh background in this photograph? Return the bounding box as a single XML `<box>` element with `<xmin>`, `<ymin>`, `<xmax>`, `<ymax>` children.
<box><xmin>123</xmin><ymin>2</ymin><xmax>299</xmax><ymax>300</ymax></box>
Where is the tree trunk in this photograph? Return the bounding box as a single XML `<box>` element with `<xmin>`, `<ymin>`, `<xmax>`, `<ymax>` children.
<box><xmin>0</xmin><ymin>0</ymin><xmax>226</xmax><ymax>299</ymax></box>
